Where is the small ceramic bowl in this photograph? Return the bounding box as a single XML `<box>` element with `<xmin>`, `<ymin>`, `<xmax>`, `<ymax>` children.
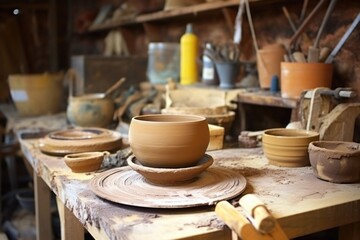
<box><xmin>128</xmin><ymin>114</ymin><xmax>210</xmax><ymax>168</ymax></box>
<box><xmin>64</xmin><ymin>151</ymin><xmax>110</xmax><ymax>173</ymax></box>
<box><xmin>309</xmin><ymin>141</ymin><xmax>360</xmax><ymax>183</ymax></box>
<box><xmin>127</xmin><ymin>154</ymin><xmax>214</xmax><ymax>185</ymax></box>
<box><xmin>262</xmin><ymin>128</ymin><xmax>319</xmax><ymax>167</ymax></box>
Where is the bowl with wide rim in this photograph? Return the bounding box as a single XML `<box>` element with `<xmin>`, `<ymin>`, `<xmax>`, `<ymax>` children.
<box><xmin>127</xmin><ymin>154</ymin><xmax>214</xmax><ymax>185</ymax></box>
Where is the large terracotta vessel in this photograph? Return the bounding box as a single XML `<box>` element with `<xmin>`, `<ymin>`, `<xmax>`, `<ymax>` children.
<box><xmin>128</xmin><ymin>114</ymin><xmax>210</xmax><ymax>168</ymax></box>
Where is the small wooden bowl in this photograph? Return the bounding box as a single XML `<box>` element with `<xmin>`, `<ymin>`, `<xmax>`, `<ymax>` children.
<box><xmin>64</xmin><ymin>151</ymin><xmax>110</xmax><ymax>173</ymax></box>
<box><xmin>127</xmin><ymin>154</ymin><xmax>214</xmax><ymax>185</ymax></box>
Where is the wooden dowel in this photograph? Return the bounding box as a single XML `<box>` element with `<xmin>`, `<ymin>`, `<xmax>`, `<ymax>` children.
<box><xmin>215</xmin><ymin>201</ymin><xmax>268</xmax><ymax>240</ymax></box>
<box><xmin>289</xmin><ymin>0</ymin><xmax>327</xmax><ymax>49</ymax></box>
<box><xmin>239</xmin><ymin>194</ymin><xmax>276</xmax><ymax>234</ymax></box>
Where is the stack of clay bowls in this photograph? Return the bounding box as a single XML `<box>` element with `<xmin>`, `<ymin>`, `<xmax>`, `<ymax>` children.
<box><xmin>127</xmin><ymin>114</ymin><xmax>213</xmax><ymax>185</ymax></box>
<box><xmin>262</xmin><ymin>128</ymin><xmax>319</xmax><ymax>167</ymax></box>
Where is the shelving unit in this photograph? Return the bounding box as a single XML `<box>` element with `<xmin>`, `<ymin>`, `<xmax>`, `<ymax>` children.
<box><xmin>80</xmin><ymin>0</ymin><xmax>296</xmax><ymax>54</ymax></box>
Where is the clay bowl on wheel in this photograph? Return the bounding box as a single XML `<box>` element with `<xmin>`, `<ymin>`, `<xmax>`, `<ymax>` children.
<box><xmin>262</xmin><ymin>128</ymin><xmax>319</xmax><ymax>167</ymax></box>
<box><xmin>128</xmin><ymin>114</ymin><xmax>210</xmax><ymax>168</ymax></box>
<box><xmin>309</xmin><ymin>141</ymin><xmax>360</xmax><ymax>183</ymax></box>
<box><xmin>127</xmin><ymin>154</ymin><xmax>214</xmax><ymax>185</ymax></box>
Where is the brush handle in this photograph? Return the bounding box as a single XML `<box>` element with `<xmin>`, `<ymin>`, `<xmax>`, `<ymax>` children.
<box><xmin>325</xmin><ymin>13</ymin><xmax>360</xmax><ymax>63</ymax></box>
<box><xmin>289</xmin><ymin>0</ymin><xmax>327</xmax><ymax>48</ymax></box>
<box><xmin>313</xmin><ymin>0</ymin><xmax>338</xmax><ymax>48</ymax></box>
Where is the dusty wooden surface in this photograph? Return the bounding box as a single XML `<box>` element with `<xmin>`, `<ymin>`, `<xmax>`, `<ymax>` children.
<box><xmin>18</xmin><ymin>135</ymin><xmax>360</xmax><ymax>240</ymax></box>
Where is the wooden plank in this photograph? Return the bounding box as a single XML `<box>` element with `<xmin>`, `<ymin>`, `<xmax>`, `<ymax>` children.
<box><xmin>87</xmin><ymin>0</ymin><xmax>291</xmax><ymax>32</ymax></box>
<box><xmin>10</xmin><ymin>111</ymin><xmax>360</xmax><ymax>240</ymax></box>
<box><xmin>19</xmin><ymin>136</ymin><xmax>360</xmax><ymax>240</ymax></box>
<box><xmin>339</xmin><ymin>221</ymin><xmax>360</xmax><ymax>240</ymax></box>
<box><xmin>221</xmin><ymin>7</ymin><xmax>237</xmax><ymax>37</ymax></box>
<box><xmin>143</xmin><ymin>23</ymin><xmax>163</xmax><ymax>42</ymax></box>
<box><xmin>56</xmin><ymin>197</ymin><xmax>85</xmax><ymax>240</ymax></box>
<box><xmin>235</xmin><ymin>90</ymin><xmax>298</xmax><ymax>109</ymax></box>
<box><xmin>34</xmin><ymin>172</ymin><xmax>53</xmax><ymax>240</ymax></box>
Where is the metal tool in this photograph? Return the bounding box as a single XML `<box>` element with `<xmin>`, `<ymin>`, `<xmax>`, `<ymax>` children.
<box><xmin>300</xmin><ymin>87</ymin><xmax>359</xmax><ymax>141</ymax></box>
<box><xmin>325</xmin><ymin>13</ymin><xmax>360</xmax><ymax>63</ymax></box>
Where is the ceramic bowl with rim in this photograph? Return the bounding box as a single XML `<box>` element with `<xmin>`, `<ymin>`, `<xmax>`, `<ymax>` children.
<box><xmin>308</xmin><ymin>141</ymin><xmax>360</xmax><ymax>183</ymax></box>
<box><xmin>262</xmin><ymin>128</ymin><xmax>319</xmax><ymax>167</ymax></box>
<box><xmin>128</xmin><ymin>114</ymin><xmax>210</xmax><ymax>168</ymax></box>
<box><xmin>64</xmin><ymin>151</ymin><xmax>110</xmax><ymax>173</ymax></box>
<box><xmin>127</xmin><ymin>154</ymin><xmax>214</xmax><ymax>185</ymax></box>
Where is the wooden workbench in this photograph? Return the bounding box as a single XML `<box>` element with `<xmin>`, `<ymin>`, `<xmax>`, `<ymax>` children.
<box><xmin>1</xmin><ymin>100</ymin><xmax>359</xmax><ymax>240</ymax></box>
<box><xmin>18</xmin><ymin>134</ymin><xmax>360</xmax><ymax>240</ymax></box>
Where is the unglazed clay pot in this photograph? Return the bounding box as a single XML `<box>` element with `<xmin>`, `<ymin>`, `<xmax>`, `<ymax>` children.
<box><xmin>64</xmin><ymin>151</ymin><xmax>110</xmax><ymax>173</ymax></box>
<box><xmin>128</xmin><ymin>114</ymin><xmax>210</xmax><ymax>168</ymax></box>
<box><xmin>67</xmin><ymin>93</ymin><xmax>115</xmax><ymax>128</ymax></box>
<box><xmin>309</xmin><ymin>141</ymin><xmax>360</xmax><ymax>183</ymax></box>
<box><xmin>262</xmin><ymin>128</ymin><xmax>319</xmax><ymax>167</ymax></box>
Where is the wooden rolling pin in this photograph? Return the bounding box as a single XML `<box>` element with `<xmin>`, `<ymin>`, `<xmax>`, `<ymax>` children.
<box><xmin>239</xmin><ymin>194</ymin><xmax>276</xmax><ymax>234</ymax></box>
<box><xmin>215</xmin><ymin>201</ymin><xmax>267</xmax><ymax>240</ymax></box>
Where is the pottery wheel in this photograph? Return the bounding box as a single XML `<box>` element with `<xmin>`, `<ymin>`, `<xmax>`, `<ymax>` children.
<box><xmin>89</xmin><ymin>166</ymin><xmax>247</xmax><ymax>208</ymax></box>
<box><xmin>39</xmin><ymin>127</ymin><xmax>122</xmax><ymax>156</ymax></box>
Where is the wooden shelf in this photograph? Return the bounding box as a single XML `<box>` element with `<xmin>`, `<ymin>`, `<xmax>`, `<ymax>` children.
<box><xmin>87</xmin><ymin>0</ymin><xmax>288</xmax><ymax>33</ymax></box>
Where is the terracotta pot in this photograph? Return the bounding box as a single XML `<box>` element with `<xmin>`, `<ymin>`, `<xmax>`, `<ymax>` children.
<box><xmin>309</xmin><ymin>141</ymin><xmax>360</xmax><ymax>183</ymax></box>
<box><xmin>280</xmin><ymin>62</ymin><xmax>333</xmax><ymax>99</ymax></box>
<box><xmin>64</xmin><ymin>151</ymin><xmax>110</xmax><ymax>173</ymax></box>
<box><xmin>262</xmin><ymin>128</ymin><xmax>319</xmax><ymax>167</ymax></box>
<box><xmin>67</xmin><ymin>93</ymin><xmax>115</xmax><ymax>127</ymax></box>
<box><xmin>128</xmin><ymin>114</ymin><xmax>210</xmax><ymax>168</ymax></box>
<box><xmin>257</xmin><ymin>44</ymin><xmax>286</xmax><ymax>89</ymax></box>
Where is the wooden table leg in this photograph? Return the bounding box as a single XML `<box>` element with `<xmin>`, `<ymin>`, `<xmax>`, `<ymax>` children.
<box><xmin>338</xmin><ymin>221</ymin><xmax>360</xmax><ymax>240</ymax></box>
<box><xmin>34</xmin><ymin>172</ymin><xmax>53</xmax><ymax>240</ymax></box>
<box><xmin>56</xmin><ymin>197</ymin><xmax>84</xmax><ymax>240</ymax></box>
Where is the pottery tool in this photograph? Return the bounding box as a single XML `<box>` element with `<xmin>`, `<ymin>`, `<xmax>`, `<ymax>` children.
<box><xmin>299</xmin><ymin>0</ymin><xmax>309</xmax><ymax>22</ymax></box>
<box><xmin>239</xmin><ymin>194</ymin><xmax>276</xmax><ymax>234</ymax></box>
<box><xmin>244</xmin><ymin>0</ymin><xmax>259</xmax><ymax>52</ymax></box>
<box><xmin>104</xmin><ymin>77</ymin><xmax>125</xmax><ymax>97</ymax></box>
<box><xmin>215</xmin><ymin>194</ymin><xmax>288</xmax><ymax>240</ymax></box>
<box><xmin>288</xmin><ymin>0</ymin><xmax>327</xmax><ymax>51</ymax></box>
<box><xmin>308</xmin><ymin>0</ymin><xmax>338</xmax><ymax>63</ymax></box>
<box><xmin>318</xmin><ymin>47</ymin><xmax>331</xmax><ymax>62</ymax></box>
<box><xmin>292</xmin><ymin>51</ymin><xmax>307</xmax><ymax>62</ymax></box>
<box><xmin>233</xmin><ymin>0</ymin><xmax>245</xmax><ymax>45</ymax></box>
<box><xmin>282</xmin><ymin>6</ymin><xmax>297</xmax><ymax>33</ymax></box>
<box><xmin>325</xmin><ymin>13</ymin><xmax>360</xmax><ymax>64</ymax></box>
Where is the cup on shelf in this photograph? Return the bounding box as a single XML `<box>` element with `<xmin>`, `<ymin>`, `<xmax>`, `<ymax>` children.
<box><xmin>215</xmin><ymin>61</ymin><xmax>240</xmax><ymax>89</ymax></box>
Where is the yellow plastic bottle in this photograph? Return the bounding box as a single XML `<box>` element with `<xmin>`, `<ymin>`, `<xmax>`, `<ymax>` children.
<box><xmin>180</xmin><ymin>23</ymin><xmax>199</xmax><ymax>85</ymax></box>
